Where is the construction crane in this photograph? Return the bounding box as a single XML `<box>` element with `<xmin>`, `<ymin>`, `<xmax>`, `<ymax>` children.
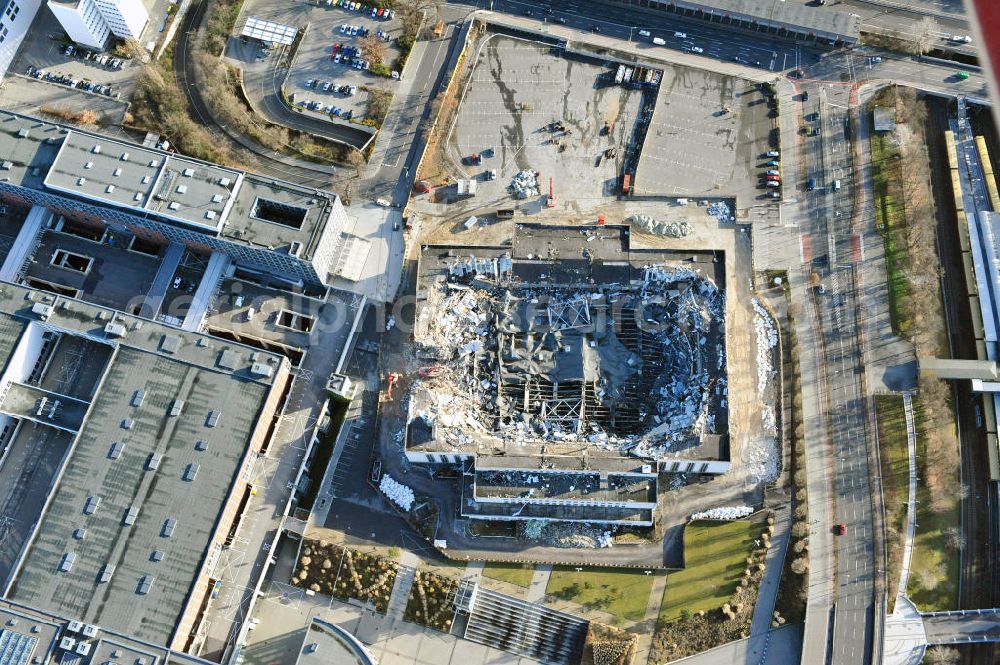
<box><xmin>545</xmin><ymin>176</ymin><xmax>556</xmax><ymax>208</ymax></box>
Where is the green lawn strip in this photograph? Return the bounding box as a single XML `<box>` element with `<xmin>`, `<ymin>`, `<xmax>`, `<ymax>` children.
<box><xmin>482</xmin><ymin>562</ymin><xmax>535</xmax><ymax>588</ymax></box>
<box><xmin>874</xmin><ymin>395</ymin><xmax>910</xmax><ymax>612</ymax></box>
<box><xmin>907</xmin><ymin>399</ymin><xmax>960</xmax><ymax>611</ymax></box>
<box><xmin>659</xmin><ymin>520</ymin><xmax>765</xmax><ymax>623</ymax></box>
<box><xmin>546</xmin><ymin>566</ymin><xmax>655</xmax><ymax>623</ymax></box>
<box><xmin>870</xmin><ymin>114</ymin><xmax>911</xmax><ymax>335</ymax></box>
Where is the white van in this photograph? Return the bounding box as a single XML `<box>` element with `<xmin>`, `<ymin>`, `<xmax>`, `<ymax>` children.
<box><xmin>245</xmin><ymin>307</ymin><xmax>256</xmax><ymax>322</ymax></box>
<box><xmin>674</xmin><ymin>31</ymin><xmax>687</xmax><ymax>38</ymax></box>
<box><xmin>652</xmin><ymin>37</ymin><xmax>666</xmax><ymax>45</ymax></box>
<box><xmin>638</xmin><ymin>30</ymin><xmax>651</xmax><ymax>38</ymax></box>
<box><xmin>833</xmin><ymin>179</ymin><xmax>842</xmax><ymax>192</ymax></box>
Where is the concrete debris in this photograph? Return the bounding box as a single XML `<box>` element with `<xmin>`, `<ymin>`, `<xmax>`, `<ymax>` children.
<box><xmin>379</xmin><ymin>474</ymin><xmax>415</xmax><ymax>511</ymax></box>
<box><xmin>706</xmin><ymin>201</ymin><xmax>735</xmax><ymax>223</ymax></box>
<box><xmin>509</xmin><ymin>170</ymin><xmax>539</xmax><ymax>199</ymax></box>
<box><xmin>690</xmin><ymin>506</ymin><xmax>754</xmax><ymax>521</ymax></box>
<box><xmin>412</xmin><ymin>264</ymin><xmax>727</xmax><ymax>461</ymax></box>
<box><xmin>626</xmin><ymin>214</ymin><xmax>690</xmax><ymax>237</ymax></box>
<box><xmin>519</xmin><ymin>520</ymin><xmax>617</xmax><ymax>548</ymax></box>
<box><xmin>753</xmin><ymin>298</ymin><xmax>778</xmax><ymax>394</ymax></box>
<box><xmin>744</xmin><ymin>434</ymin><xmax>779</xmax><ymax>484</ymax></box>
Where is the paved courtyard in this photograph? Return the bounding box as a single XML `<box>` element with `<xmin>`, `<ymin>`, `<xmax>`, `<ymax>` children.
<box><xmin>450</xmin><ymin>32</ymin><xmax>647</xmax><ymax>208</ymax></box>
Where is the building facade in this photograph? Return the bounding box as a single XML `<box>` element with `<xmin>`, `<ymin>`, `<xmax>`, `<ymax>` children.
<box><xmin>47</xmin><ymin>0</ymin><xmax>109</xmax><ymax>48</ymax></box>
<box><xmin>0</xmin><ymin>0</ymin><xmax>43</xmax><ymax>80</ymax></box>
<box><xmin>47</xmin><ymin>0</ymin><xmax>146</xmax><ymax>48</ymax></box>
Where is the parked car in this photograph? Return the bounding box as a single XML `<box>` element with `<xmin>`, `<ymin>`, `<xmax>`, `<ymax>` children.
<box><xmin>766</xmin><ymin>150</ymin><xmax>780</xmax><ymax>157</ymax></box>
<box><xmin>673</xmin><ymin>31</ymin><xmax>686</xmax><ymax>38</ymax></box>
<box><xmin>375</xmin><ymin>198</ymin><xmax>392</xmax><ymax>207</ymax></box>
<box><xmin>322</xmin><ymin>81</ymin><xmax>331</xmax><ymax>91</ymax></box>
<box><xmin>834</xmin><ymin>523</ymin><xmax>847</xmax><ymax>536</ymax></box>
<box><xmin>638</xmin><ymin>29</ymin><xmax>650</xmax><ymax>37</ymax></box>
<box><xmin>807</xmin><ymin>177</ymin><xmax>816</xmax><ymax>190</ymax></box>
<box><xmin>689</xmin><ymin>46</ymin><xmax>704</xmax><ymax>53</ymax></box>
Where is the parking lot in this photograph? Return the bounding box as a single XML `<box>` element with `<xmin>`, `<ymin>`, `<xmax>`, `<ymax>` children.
<box><xmin>10</xmin><ymin>0</ymin><xmax>172</xmax><ymax>105</ymax></box>
<box><xmin>449</xmin><ymin>33</ymin><xmax>647</xmax><ymax>210</ymax></box>
<box><xmin>633</xmin><ymin>66</ymin><xmax>776</xmax><ymax>213</ymax></box>
<box><xmin>229</xmin><ymin>0</ymin><xmax>403</xmax><ymax>125</ymax></box>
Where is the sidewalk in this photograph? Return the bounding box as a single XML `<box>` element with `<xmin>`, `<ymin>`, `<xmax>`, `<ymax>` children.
<box><xmin>526</xmin><ymin>564</ymin><xmax>551</xmax><ymax>603</ymax></box>
<box><xmin>631</xmin><ymin>572</ymin><xmax>667</xmax><ymax>665</ymax></box>
<box><xmin>896</xmin><ymin>392</ymin><xmax>918</xmax><ymax>604</ymax></box>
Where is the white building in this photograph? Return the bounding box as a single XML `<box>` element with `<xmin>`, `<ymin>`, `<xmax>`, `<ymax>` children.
<box><xmin>47</xmin><ymin>0</ymin><xmax>146</xmax><ymax>49</ymax></box>
<box><xmin>0</xmin><ymin>0</ymin><xmax>44</xmax><ymax>81</ymax></box>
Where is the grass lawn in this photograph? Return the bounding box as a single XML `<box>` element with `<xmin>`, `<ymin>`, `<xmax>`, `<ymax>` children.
<box><xmin>659</xmin><ymin>519</ymin><xmax>765</xmax><ymax>623</ymax></box>
<box><xmin>907</xmin><ymin>401</ymin><xmax>960</xmax><ymax>611</ymax></box>
<box><xmin>875</xmin><ymin>395</ymin><xmax>910</xmax><ymax>611</ymax></box>
<box><xmin>870</xmin><ymin>110</ymin><xmax>911</xmax><ymax>335</ymax></box>
<box><xmin>546</xmin><ymin>566</ymin><xmax>655</xmax><ymax>623</ymax></box>
<box><xmin>482</xmin><ymin>562</ymin><xmax>535</xmax><ymax>588</ymax></box>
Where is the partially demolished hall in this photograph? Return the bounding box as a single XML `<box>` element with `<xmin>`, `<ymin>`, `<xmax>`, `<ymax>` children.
<box><xmin>408</xmin><ymin>225</ymin><xmax>730</xmax><ymax>527</ymax></box>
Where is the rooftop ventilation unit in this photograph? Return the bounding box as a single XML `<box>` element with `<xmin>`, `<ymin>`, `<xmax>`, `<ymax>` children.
<box><xmin>175</xmin><ymin>185</ymin><xmax>187</xmax><ymax>194</ymax></box>
<box><xmin>92</xmin><ymin>145</ymin><xmax>101</xmax><ymax>154</ymax></box>
<box><xmin>205</xmin><ymin>211</ymin><xmax>216</xmax><ymax>220</ymax></box>
<box><xmin>98</xmin><ymin>564</ymin><xmax>115</xmax><ymax>583</ymax></box>
<box><xmin>108</xmin><ymin>441</ymin><xmax>124</xmax><ymax>460</ymax></box>
<box><xmin>134</xmin><ymin>193</ymin><xmax>142</xmax><ymax>202</ymax></box>
<box><xmin>66</xmin><ymin>621</ymin><xmax>82</xmax><ymax>634</ymax></box>
<box><xmin>161</xmin><ymin>518</ymin><xmax>176</xmax><ymax>537</ymax></box>
<box><xmin>146</xmin><ymin>453</ymin><xmax>161</xmax><ymax>471</ymax></box>
<box><xmin>182</xmin><ymin>463</ymin><xmax>199</xmax><ymax>482</ymax></box>
<box><xmin>206</xmin><ymin>411</ymin><xmax>220</xmax><ymax>428</ymax></box>
<box><xmin>150</xmin><ymin>550</ymin><xmax>164</xmax><ymax>562</ymax></box>
<box><xmin>16</xmin><ymin>129</ymin><xmax>28</xmax><ymax>138</ymax></box>
<box><xmin>0</xmin><ymin>161</ymin><xmax>10</xmax><ymax>170</ymax></box>
<box><xmin>131</xmin><ymin>389</ymin><xmax>145</xmax><ymax>407</ymax></box>
<box><xmin>59</xmin><ymin>638</ymin><xmax>76</xmax><ymax>652</ymax></box>
<box><xmin>120</xmin><ymin>152</ymin><xmax>129</xmax><ymax>161</ymax></box>
<box><xmin>81</xmin><ymin>625</ymin><xmax>99</xmax><ymax>639</ymax></box>
<box><xmin>289</xmin><ymin>241</ymin><xmax>303</xmax><ymax>258</ymax></box>
<box><xmin>84</xmin><ymin>161</ymin><xmax>93</xmax><ymax>169</ymax></box>
<box><xmin>73</xmin><ymin>528</ymin><xmax>86</xmax><ymax>540</ymax></box>
<box><xmin>75</xmin><ymin>642</ymin><xmax>91</xmax><ymax>657</ymax></box>
<box><xmin>168</xmin><ymin>202</ymin><xmax>179</xmax><ymax>211</ymax></box>
<box><xmin>105</xmin><ymin>185</ymin><xmax>115</xmax><ymax>194</ymax></box>
<box><xmin>182</xmin><ymin>168</ymin><xmax>194</xmax><ymax>177</ymax></box>
<box><xmin>113</xmin><ymin>168</ymin><xmax>121</xmax><ymax>177</ymax></box>
<box><xmin>31</xmin><ymin>302</ymin><xmax>53</xmax><ymax>320</ymax></box>
<box><xmin>123</xmin><ymin>505</ymin><xmax>138</xmax><ymax>526</ymax></box>
<box><xmin>149</xmin><ymin>160</ymin><xmax>159</xmax><ymax>167</ymax></box>
<box><xmin>59</xmin><ymin>552</ymin><xmax>76</xmax><ymax>572</ymax></box>
<box><xmin>250</xmin><ymin>362</ymin><xmax>274</xmax><ymax>378</ymax></box>
<box><xmin>168</xmin><ymin>399</ymin><xmax>184</xmax><ymax>416</ymax></box>
<box><xmin>195</xmin><ymin>439</ymin><xmax>208</xmax><ymax>451</ymax></box>
<box><xmin>104</xmin><ymin>321</ymin><xmax>126</xmax><ymax>338</ymax></box>
<box><xmin>120</xmin><ymin>418</ymin><xmax>133</xmax><ymax>429</ymax></box>
<box><xmin>141</xmin><ymin>175</ymin><xmax>150</xmax><ymax>184</ymax></box>
<box><xmin>76</xmin><ymin>178</ymin><xmax>85</xmax><ymax>186</ymax></box>
<box><xmin>136</xmin><ymin>575</ymin><xmax>153</xmax><ymax>595</ymax></box>
<box><xmin>219</xmin><ymin>177</ymin><xmax>231</xmax><ymax>187</ymax></box>
<box><xmin>211</xmin><ymin>194</ymin><xmax>223</xmax><ymax>203</ymax></box>
<box><xmin>83</xmin><ymin>496</ymin><xmax>100</xmax><ymax>515</ymax></box>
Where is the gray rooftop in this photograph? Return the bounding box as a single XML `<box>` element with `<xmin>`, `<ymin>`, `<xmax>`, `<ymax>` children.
<box><xmin>44</xmin><ymin>131</ymin><xmax>241</xmax><ymax>232</ymax></box>
<box><xmin>0</xmin><ymin>110</ymin><xmax>342</xmax><ymax>261</ymax></box>
<box><xmin>0</xmin><ymin>284</ymin><xmax>287</xmax><ymax>646</ymax></box>
<box><xmin>672</xmin><ymin>0</ymin><xmax>860</xmax><ymax>40</ymax></box>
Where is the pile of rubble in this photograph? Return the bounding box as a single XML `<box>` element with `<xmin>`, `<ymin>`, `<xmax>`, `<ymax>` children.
<box><xmin>519</xmin><ymin>520</ymin><xmax>615</xmax><ymax>548</ymax></box>
<box><xmin>743</xmin><ymin>434</ymin><xmax>779</xmax><ymax>484</ymax></box>
<box><xmin>753</xmin><ymin>298</ymin><xmax>778</xmax><ymax>394</ymax></box>
<box><xmin>509</xmin><ymin>170</ymin><xmax>539</xmax><ymax>199</ymax></box>
<box><xmin>626</xmin><ymin>214</ymin><xmax>691</xmax><ymax>238</ymax></box>
<box><xmin>691</xmin><ymin>506</ymin><xmax>754</xmax><ymax>521</ymax></box>
<box><xmin>413</xmin><ymin>264</ymin><xmax>728</xmax><ymax>460</ymax></box>
<box><xmin>707</xmin><ymin>201</ymin><xmax>734</xmax><ymax>224</ymax></box>
<box><xmin>379</xmin><ymin>475</ymin><xmax>415</xmax><ymax>511</ymax></box>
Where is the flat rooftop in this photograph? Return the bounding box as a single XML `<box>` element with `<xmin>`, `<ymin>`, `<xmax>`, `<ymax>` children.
<box><xmin>0</xmin><ymin>284</ymin><xmax>287</xmax><ymax>646</ymax></box>
<box><xmin>45</xmin><ymin>131</ymin><xmax>241</xmax><ymax>233</ymax></box>
<box><xmin>0</xmin><ymin>110</ymin><xmax>341</xmax><ymax>263</ymax></box>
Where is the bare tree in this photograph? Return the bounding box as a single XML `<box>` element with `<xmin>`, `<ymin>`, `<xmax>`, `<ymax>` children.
<box><xmin>912</xmin><ymin>17</ymin><xmax>938</xmax><ymax>55</ymax></box>
<box><xmin>359</xmin><ymin>34</ymin><xmax>387</xmax><ymax>65</ymax></box>
<box><xmin>924</xmin><ymin>646</ymin><xmax>960</xmax><ymax>665</ymax></box>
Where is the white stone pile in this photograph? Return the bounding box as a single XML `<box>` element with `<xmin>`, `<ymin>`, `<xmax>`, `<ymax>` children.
<box><xmin>707</xmin><ymin>201</ymin><xmax>734</xmax><ymax>223</ymax></box>
<box><xmin>753</xmin><ymin>298</ymin><xmax>778</xmax><ymax>394</ymax></box>
<box><xmin>743</xmin><ymin>435</ymin><xmax>779</xmax><ymax>484</ymax></box>
<box><xmin>509</xmin><ymin>170</ymin><xmax>539</xmax><ymax>199</ymax></box>
<box><xmin>379</xmin><ymin>474</ymin><xmax>415</xmax><ymax>511</ymax></box>
<box><xmin>691</xmin><ymin>505</ymin><xmax>754</xmax><ymax>521</ymax></box>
